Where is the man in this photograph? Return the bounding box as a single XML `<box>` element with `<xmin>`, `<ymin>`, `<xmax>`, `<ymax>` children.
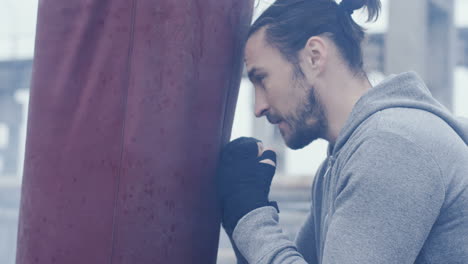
<box><xmin>217</xmin><ymin>0</ymin><xmax>468</xmax><ymax>263</ymax></box>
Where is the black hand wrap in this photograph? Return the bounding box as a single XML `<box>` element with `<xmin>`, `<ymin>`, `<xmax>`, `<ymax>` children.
<box><xmin>216</xmin><ymin>137</ymin><xmax>280</xmax><ymax>237</ymax></box>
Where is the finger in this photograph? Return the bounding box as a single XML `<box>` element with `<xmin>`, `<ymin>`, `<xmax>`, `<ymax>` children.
<box><xmin>257</xmin><ymin>142</ymin><xmax>264</xmax><ymax>157</ymax></box>
<box><xmin>259</xmin><ymin>159</ymin><xmax>276</xmax><ymax>167</ymax></box>
<box><xmin>222</xmin><ymin>137</ymin><xmax>261</xmax><ymax>160</ymax></box>
<box><xmin>258</xmin><ymin>149</ymin><xmax>276</xmax><ymax>164</ymax></box>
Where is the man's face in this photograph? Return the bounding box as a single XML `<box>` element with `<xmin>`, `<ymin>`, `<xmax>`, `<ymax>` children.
<box><xmin>244</xmin><ymin>29</ymin><xmax>327</xmax><ymax>150</ymax></box>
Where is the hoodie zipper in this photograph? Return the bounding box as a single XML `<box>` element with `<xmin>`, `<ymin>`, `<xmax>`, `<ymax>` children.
<box><xmin>319</xmin><ymin>155</ymin><xmax>335</xmax><ymax>263</ymax></box>
<box><xmin>324</xmin><ymin>156</ymin><xmax>334</xmax><ymax>180</ymax></box>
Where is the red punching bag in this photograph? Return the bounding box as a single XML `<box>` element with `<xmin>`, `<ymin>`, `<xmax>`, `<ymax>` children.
<box><xmin>16</xmin><ymin>0</ymin><xmax>253</xmax><ymax>263</ymax></box>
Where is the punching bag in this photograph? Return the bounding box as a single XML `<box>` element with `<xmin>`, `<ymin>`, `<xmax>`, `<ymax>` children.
<box><xmin>16</xmin><ymin>0</ymin><xmax>253</xmax><ymax>263</ymax></box>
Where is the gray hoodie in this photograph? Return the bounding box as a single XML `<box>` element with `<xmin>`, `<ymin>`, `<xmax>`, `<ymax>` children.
<box><xmin>230</xmin><ymin>72</ymin><xmax>468</xmax><ymax>264</ymax></box>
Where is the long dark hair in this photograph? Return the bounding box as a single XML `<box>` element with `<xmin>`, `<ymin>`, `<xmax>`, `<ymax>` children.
<box><xmin>248</xmin><ymin>0</ymin><xmax>381</xmax><ymax>74</ymax></box>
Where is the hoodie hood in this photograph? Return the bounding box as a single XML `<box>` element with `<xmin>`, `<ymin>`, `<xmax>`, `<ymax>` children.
<box><xmin>331</xmin><ymin>71</ymin><xmax>468</xmax><ymax>155</ymax></box>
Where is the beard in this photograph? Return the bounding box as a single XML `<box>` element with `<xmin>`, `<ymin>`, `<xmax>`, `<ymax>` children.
<box><xmin>277</xmin><ymin>71</ymin><xmax>327</xmax><ymax>150</ymax></box>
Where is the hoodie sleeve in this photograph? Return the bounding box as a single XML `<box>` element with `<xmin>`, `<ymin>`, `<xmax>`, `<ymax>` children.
<box><xmin>232</xmin><ymin>206</ymin><xmax>310</xmax><ymax>264</ymax></box>
<box><xmin>322</xmin><ymin>132</ymin><xmax>445</xmax><ymax>264</ymax></box>
<box><xmin>225</xmin><ymin>230</ymin><xmax>249</xmax><ymax>264</ymax></box>
<box><xmin>229</xmin><ymin>167</ymin><xmax>323</xmax><ymax>264</ymax></box>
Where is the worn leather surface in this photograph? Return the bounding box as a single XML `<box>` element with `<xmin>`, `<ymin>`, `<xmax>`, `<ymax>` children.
<box><xmin>16</xmin><ymin>1</ymin><xmax>253</xmax><ymax>263</ymax></box>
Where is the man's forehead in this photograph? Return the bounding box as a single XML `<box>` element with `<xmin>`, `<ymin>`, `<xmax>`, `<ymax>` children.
<box><xmin>244</xmin><ymin>28</ymin><xmax>268</xmax><ymax>69</ymax></box>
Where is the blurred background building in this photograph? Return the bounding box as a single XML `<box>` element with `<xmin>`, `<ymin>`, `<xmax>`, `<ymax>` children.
<box><xmin>0</xmin><ymin>0</ymin><xmax>467</xmax><ymax>263</ymax></box>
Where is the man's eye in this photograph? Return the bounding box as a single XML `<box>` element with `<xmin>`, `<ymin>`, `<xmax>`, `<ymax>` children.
<box><xmin>256</xmin><ymin>75</ymin><xmax>266</xmax><ymax>83</ymax></box>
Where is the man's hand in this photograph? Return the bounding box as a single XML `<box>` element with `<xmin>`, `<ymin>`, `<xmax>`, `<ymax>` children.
<box><xmin>216</xmin><ymin>137</ymin><xmax>279</xmax><ymax>236</ymax></box>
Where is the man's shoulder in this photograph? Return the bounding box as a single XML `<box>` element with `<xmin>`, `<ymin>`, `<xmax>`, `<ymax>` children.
<box><xmin>361</xmin><ymin>107</ymin><xmax>464</xmax><ymax>149</ymax></box>
<box><xmin>350</xmin><ymin>107</ymin><xmax>468</xmax><ymax>185</ymax></box>
<box><xmin>342</xmin><ymin>107</ymin><xmax>467</xmax><ymax>178</ymax></box>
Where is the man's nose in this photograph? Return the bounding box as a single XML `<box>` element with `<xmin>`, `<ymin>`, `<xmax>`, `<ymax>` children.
<box><xmin>254</xmin><ymin>90</ymin><xmax>269</xmax><ymax>118</ymax></box>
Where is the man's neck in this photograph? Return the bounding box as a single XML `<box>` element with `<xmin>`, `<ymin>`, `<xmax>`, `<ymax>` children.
<box><xmin>323</xmin><ymin>73</ymin><xmax>372</xmax><ymax>145</ymax></box>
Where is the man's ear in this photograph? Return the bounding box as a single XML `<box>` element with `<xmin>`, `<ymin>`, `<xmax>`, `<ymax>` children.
<box><xmin>299</xmin><ymin>36</ymin><xmax>328</xmax><ymax>79</ymax></box>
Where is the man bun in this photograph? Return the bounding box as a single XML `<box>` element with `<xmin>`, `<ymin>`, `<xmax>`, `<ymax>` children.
<box><xmin>339</xmin><ymin>0</ymin><xmax>381</xmax><ymax>22</ymax></box>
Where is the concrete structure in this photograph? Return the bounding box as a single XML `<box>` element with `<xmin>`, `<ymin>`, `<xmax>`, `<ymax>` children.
<box><xmin>0</xmin><ymin>60</ymin><xmax>31</xmax><ymax>264</ymax></box>
<box><xmin>0</xmin><ymin>185</ymin><xmax>21</xmax><ymax>264</ymax></box>
<box><xmin>363</xmin><ymin>33</ymin><xmax>385</xmax><ymax>74</ymax></box>
<box><xmin>0</xmin><ymin>60</ymin><xmax>31</xmax><ymax>177</ymax></box>
<box><xmin>457</xmin><ymin>28</ymin><xmax>468</xmax><ymax>67</ymax></box>
<box><xmin>386</xmin><ymin>0</ymin><xmax>455</xmax><ymax>110</ymax></box>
